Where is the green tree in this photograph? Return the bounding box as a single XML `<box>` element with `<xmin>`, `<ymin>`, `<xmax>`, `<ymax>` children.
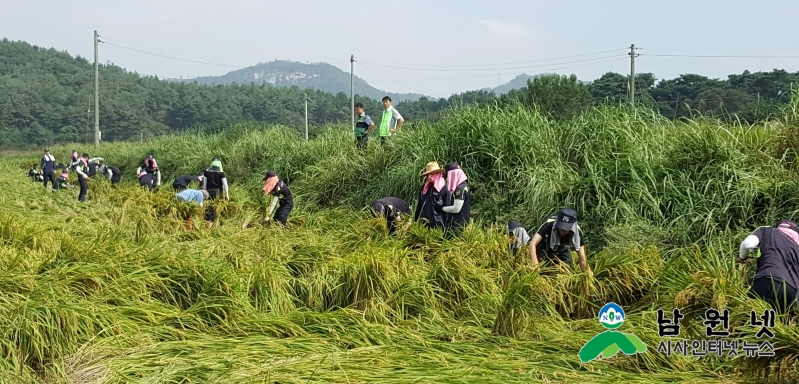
<box><xmin>524</xmin><ymin>74</ymin><xmax>592</xmax><ymax>120</ymax></box>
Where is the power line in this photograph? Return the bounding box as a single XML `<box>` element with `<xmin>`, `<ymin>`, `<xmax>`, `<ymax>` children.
<box><xmin>101</xmin><ymin>37</ymin><xmax>239</xmax><ymax>64</ymax></box>
<box><xmin>102</xmin><ymin>41</ymin><xmax>247</xmax><ymax>68</ymax></box>
<box><xmin>357</xmin><ymin>63</ymin><xmax>428</xmax><ymax>95</ymax></box>
<box><xmin>358</xmin><ymin>54</ymin><xmax>629</xmax><ymax>72</ymax></box>
<box><xmin>640</xmin><ymin>53</ymin><xmax>799</xmax><ymax>59</ymax></box>
<box><xmin>367</xmin><ymin>57</ymin><xmax>629</xmax><ymax>84</ymax></box>
<box><xmin>102</xmin><ymin>39</ymin><xmax>351</xmax><ymax>71</ymax></box>
<box><xmin>357</xmin><ymin>48</ymin><xmax>628</xmax><ymax>68</ymax></box>
<box><xmin>642</xmin><ymin>48</ymin><xmax>799</xmax><ymax>53</ymax></box>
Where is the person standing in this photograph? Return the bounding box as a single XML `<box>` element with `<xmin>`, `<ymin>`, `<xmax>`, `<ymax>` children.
<box><xmin>439</xmin><ymin>162</ymin><xmax>471</xmax><ymax>232</ymax></box>
<box><xmin>414</xmin><ymin>162</ymin><xmax>446</xmax><ymax>229</ymax></box>
<box><xmin>262</xmin><ymin>171</ymin><xmax>293</xmax><ymax>226</ymax></box>
<box><xmin>739</xmin><ymin>219</ymin><xmax>799</xmax><ymax>313</ymax></box>
<box><xmin>354</xmin><ymin>103</ymin><xmax>375</xmax><ymax>150</ymax></box>
<box><xmin>528</xmin><ymin>207</ymin><xmax>588</xmax><ymax>272</ymax></box>
<box><xmin>73</xmin><ymin>153</ymin><xmax>90</xmax><ymax>202</ymax></box>
<box><xmin>40</xmin><ymin>148</ymin><xmax>57</xmax><ymax>192</ymax></box>
<box><xmin>370</xmin><ymin>197</ymin><xmax>411</xmax><ymax>234</ymax></box>
<box><xmin>378</xmin><ymin>96</ymin><xmax>404</xmax><ymax>145</ymax></box>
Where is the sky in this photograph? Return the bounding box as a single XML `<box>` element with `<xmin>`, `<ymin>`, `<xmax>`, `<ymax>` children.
<box><xmin>2</xmin><ymin>0</ymin><xmax>799</xmax><ymax>98</ymax></box>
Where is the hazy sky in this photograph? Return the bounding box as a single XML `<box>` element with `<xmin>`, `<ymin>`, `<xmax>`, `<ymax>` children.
<box><xmin>3</xmin><ymin>0</ymin><xmax>798</xmax><ymax>98</ymax></box>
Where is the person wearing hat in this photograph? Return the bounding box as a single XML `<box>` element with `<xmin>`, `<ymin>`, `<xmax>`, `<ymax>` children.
<box><xmin>72</xmin><ymin>153</ymin><xmax>90</xmax><ymax>202</ymax></box>
<box><xmin>414</xmin><ymin>161</ymin><xmax>447</xmax><ymax>229</ymax></box>
<box><xmin>529</xmin><ymin>207</ymin><xmax>588</xmax><ymax>272</ymax></box>
<box><xmin>137</xmin><ymin>154</ymin><xmax>161</xmax><ymax>188</ymax></box>
<box><xmin>262</xmin><ymin>171</ymin><xmax>293</xmax><ymax>226</ymax></box>
<box><xmin>507</xmin><ymin>221</ymin><xmax>531</xmax><ymax>257</ymax></box>
<box><xmin>739</xmin><ymin>219</ymin><xmax>799</xmax><ymax>313</ymax></box>
<box><xmin>40</xmin><ymin>148</ymin><xmax>57</xmax><ymax>191</ymax></box>
<box><xmin>439</xmin><ymin>162</ymin><xmax>471</xmax><ymax>232</ymax></box>
<box><xmin>370</xmin><ymin>197</ymin><xmax>411</xmax><ymax>235</ymax></box>
<box><xmin>210</xmin><ymin>157</ymin><xmax>224</xmax><ymax>172</ymax></box>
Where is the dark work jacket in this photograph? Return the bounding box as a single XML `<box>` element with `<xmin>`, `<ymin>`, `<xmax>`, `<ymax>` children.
<box><xmin>139</xmin><ymin>174</ymin><xmax>154</xmax><ymax>189</ymax></box>
<box><xmin>88</xmin><ymin>161</ymin><xmax>98</xmax><ymax>177</ymax></box>
<box><xmin>203</xmin><ymin>167</ymin><xmax>226</xmax><ymax>192</ymax></box>
<box><xmin>270</xmin><ymin>180</ymin><xmax>293</xmax><ymax>205</ymax></box>
<box><xmin>414</xmin><ymin>184</ymin><xmax>446</xmax><ymax>229</ymax></box>
<box><xmin>174</xmin><ymin>175</ymin><xmax>198</xmax><ymax>189</ymax></box>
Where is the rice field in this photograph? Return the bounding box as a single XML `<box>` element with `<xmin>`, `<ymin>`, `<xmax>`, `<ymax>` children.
<box><xmin>2</xmin><ymin>97</ymin><xmax>799</xmax><ymax>383</ymax></box>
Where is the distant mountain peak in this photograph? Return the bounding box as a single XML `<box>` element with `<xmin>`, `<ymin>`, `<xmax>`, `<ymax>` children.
<box><xmin>172</xmin><ymin>60</ymin><xmax>427</xmax><ymax>102</ymax></box>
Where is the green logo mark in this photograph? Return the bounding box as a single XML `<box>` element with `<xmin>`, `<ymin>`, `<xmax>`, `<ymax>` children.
<box><xmin>579</xmin><ymin>302</ymin><xmax>647</xmax><ymax>363</ymax></box>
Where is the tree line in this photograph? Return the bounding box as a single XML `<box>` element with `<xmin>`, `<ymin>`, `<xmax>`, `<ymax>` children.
<box><xmin>1</xmin><ymin>38</ymin><xmax>797</xmax><ymax>148</ymax></box>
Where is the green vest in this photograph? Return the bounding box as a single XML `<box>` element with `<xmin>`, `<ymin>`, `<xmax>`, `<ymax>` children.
<box><xmin>355</xmin><ymin>114</ymin><xmax>369</xmax><ymax>137</ymax></box>
<box><xmin>379</xmin><ymin>108</ymin><xmax>393</xmax><ymax>137</ymax></box>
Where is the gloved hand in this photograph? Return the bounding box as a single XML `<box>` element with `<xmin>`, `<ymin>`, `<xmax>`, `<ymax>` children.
<box><xmin>433</xmin><ymin>204</ymin><xmax>444</xmax><ymax>213</ymax></box>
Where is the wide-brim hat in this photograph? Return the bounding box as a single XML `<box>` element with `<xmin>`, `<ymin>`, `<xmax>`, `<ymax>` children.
<box><xmin>419</xmin><ymin>161</ymin><xmax>444</xmax><ymax>177</ymax></box>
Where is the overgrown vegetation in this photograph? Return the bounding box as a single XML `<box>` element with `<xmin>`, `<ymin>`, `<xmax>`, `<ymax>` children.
<box><xmin>2</xmin><ymin>95</ymin><xmax>799</xmax><ymax>383</ymax></box>
<box><xmin>3</xmin><ymin>38</ymin><xmax>798</xmax><ymax>148</ymax></box>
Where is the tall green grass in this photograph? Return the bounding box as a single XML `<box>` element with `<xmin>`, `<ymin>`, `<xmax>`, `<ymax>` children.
<box><xmin>3</xmin><ymin>98</ymin><xmax>799</xmax><ymax>382</ymax></box>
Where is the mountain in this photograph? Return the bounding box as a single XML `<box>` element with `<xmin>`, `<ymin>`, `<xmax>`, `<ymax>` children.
<box><xmin>173</xmin><ymin>60</ymin><xmax>427</xmax><ymax>103</ymax></box>
<box><xmin>491</xmin><ymin>74</ymin><xmax>538</xmax><ymax>94</ymax></box>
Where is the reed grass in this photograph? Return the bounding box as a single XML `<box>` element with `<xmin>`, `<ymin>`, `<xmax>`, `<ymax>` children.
<box><xmin>3</xmin><ymin>99</ymin><xmax>799</xmax><ymax>382</ymax></box>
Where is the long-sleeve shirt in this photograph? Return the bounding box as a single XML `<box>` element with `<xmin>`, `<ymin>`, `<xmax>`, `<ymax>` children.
<box><xmin>41</xmin><ymin>154</ymin><xmax>56</xmax><ymax>173</ymax></box>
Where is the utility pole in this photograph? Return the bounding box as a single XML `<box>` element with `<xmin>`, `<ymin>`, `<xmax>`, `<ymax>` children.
<box><xmin>629</xmin><ymin>44</ymin><xmax>636</xmax><ymax>105</ymax></box>
<box><xmin>350</xmin><ymin>54</ymin><xmax>355</xmax><ymax>134</ymax></box>
<box><xmin>304</xmin><ymin>94</ymin><xmax>309</xmax><ymax>141</ymax></box>
<box><xmin>94</xmin><ymin>30</ymin><xmax>100</xmax><ymax>148</ymax></box>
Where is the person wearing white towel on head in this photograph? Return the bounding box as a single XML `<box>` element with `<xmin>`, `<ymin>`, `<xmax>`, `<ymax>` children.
<box><xmin>507</xmin><ymin>221</ymin><xmax>531</xmax><ymax>257</ymax></box>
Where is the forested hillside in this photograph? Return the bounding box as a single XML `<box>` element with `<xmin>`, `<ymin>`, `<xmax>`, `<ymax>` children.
<box><xmin>1</xmin><ymin>38</ymin><xmax>798</xmax><ymax>149</ymax></box>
